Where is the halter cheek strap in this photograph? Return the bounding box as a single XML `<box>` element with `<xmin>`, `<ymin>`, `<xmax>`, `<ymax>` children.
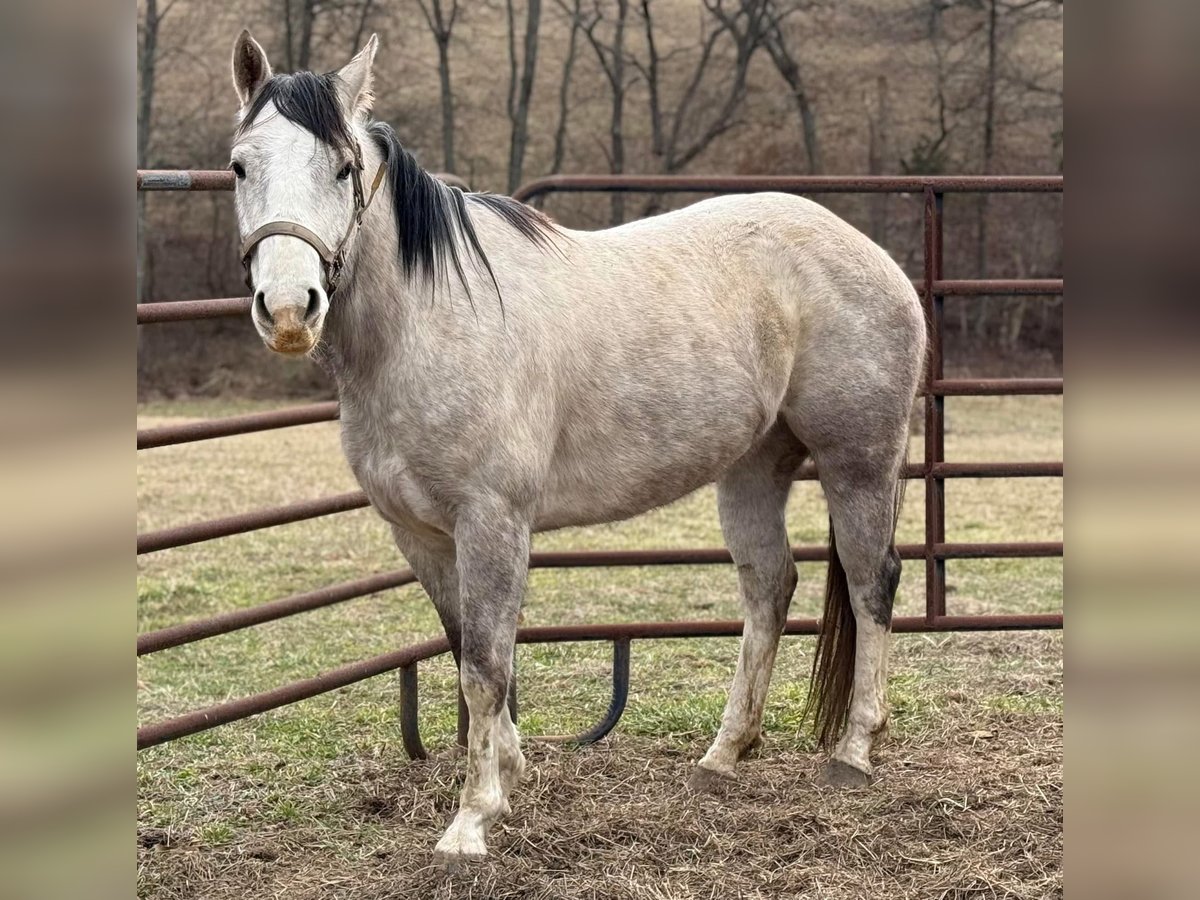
<box><xmin>239</xmin><ymin>139</ymin><xmax>387</xmax><ymax>296</ymax></box>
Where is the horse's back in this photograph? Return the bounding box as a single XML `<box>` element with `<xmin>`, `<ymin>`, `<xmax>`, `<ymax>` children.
<box><xmin>520</xmin><ymin>193</ymin><xmax>923</xmax><ymax>529</ymax></box>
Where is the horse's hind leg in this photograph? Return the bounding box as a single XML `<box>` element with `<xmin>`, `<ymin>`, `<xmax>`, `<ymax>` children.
<box><xmin>691</xmin><ymin>424</ymin><xmax>806</xmax><ymax>790</ymax></box>
<box><xmin>812</xmin><ymin>451</ymin><xmax>905</xmax><ymax>786</ymax></box>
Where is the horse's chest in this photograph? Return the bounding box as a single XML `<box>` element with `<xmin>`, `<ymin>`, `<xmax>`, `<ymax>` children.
<box><xmin>342</xmin><ymin>427</ymin><xmax>452</xmax><ymax>537</ymax></box>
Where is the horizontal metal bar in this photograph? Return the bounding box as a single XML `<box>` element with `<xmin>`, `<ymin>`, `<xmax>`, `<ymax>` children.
<box><xmin>135</xmin><ymin>537</ymin><xmax>1058</xmax><ymax>655</ymax></box>
<box><xmin>138</xmin><ymin>402</ymin><xmax>340</xmax><ymax>449</ymax></box>
<box><xmin>137</xmin><ymin>297</ymin><xmax>250</xmax><ymax>323</ymax></box>
<box><xmin>136</xmin><ymin>636</ymin><xmax>451</xmax><ymax>749</ymax></box>
<box><xmin>513</xmin><ymin>614</ymin><xmax>1063</xmax><ymax>644</ymax></box>
<box><xmin>796</xmin><ymin>461</ymin><xmax>1061</xmax><ymax>481</ymax></box>
<box><xmin>513</xmin><ymin>174</ymin><xmax>1063</xmax><ymax>203</ymax></box>
<box><xmin>135</xmin><ymin>281</ymin><xmax>1063</xmax><ymax>328</ymax></box>
<box><xmin>934</xmin><ymin>461</ymin><xmax>1062</xmax><ymax>478</ymax></box>
<box><xmin>136</xmin><ymin>568</ymin><xmax>416</xmax><ymax>655</ymax></box>
<box><xmin>137</xmin><ymin>170</ymin><xmax>468</xmax><ymax>192</ymax></box>
<box><xmin>137</xmin><ymin>491</ymin><xmax>1060</xmax><ymax>560</ymax></box>
<box><xmin>932</xmin><ymin>378</ymin><xmax>1063</xmax><ymax>396</ymax></box>
<box><xmin>526</xmin><ymin>541</ymin><xmax>1060</xmax><ymax>569</ymax></box>
<box><xmin>134</xmin><ymin>281</ymin><xmax>1062</xmax><ymax>327</ymax></box>
<box><xmin>930</xmin><ymin>279</ymin><xmax>1063</xmax><ymax>296</ymax></box>
<box><xmin>934</xmin><ymin>541</ymin><xmax>1062</xmax><ymax>559</ymax></box>
<box><xmin>138</xmin><ymin>170</ymin><xmax>233</xmax><ymax>191</ymax></box>
<box><xmin>137</xmin><ymin>611</ymin><xmax>1060</xmax><ymax>749</ymax></box>
<box><xmin>136</xmin><ymin>491</ymin><xmax>369</xmax><ymax>554</ymax></box>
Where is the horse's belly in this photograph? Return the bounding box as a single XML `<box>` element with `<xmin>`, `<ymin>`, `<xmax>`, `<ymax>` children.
<box><xmin>533</xmin><ymin>407</ymin><xmax>765</xmax><ymax>531</ymax></box>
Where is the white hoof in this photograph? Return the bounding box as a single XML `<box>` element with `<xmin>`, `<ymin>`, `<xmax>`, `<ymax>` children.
<box><xmin>433</xmin><ymin>820</ymin><xmax>488</xmax><ymax>872</ymax></box>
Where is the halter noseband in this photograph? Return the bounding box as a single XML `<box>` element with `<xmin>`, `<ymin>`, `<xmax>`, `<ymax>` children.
<box><xmin>239</xmin><ymin>138</ymin><xmax>386</xmax><ymax>296</ymax></box>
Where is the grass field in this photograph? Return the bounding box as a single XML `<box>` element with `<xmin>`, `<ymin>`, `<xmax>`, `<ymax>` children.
<box><xmin>137</xmin><ymin>395</ymin><xmax>1062</xmax><ymax>899</ymax></box>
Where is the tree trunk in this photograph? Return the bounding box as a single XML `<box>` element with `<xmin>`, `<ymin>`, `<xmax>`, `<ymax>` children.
<box><xmin>975</xmin><ymin>0</ymin><xmax>998</xmax><ymax>291</ymax></box>
<box><xmin>506</xmin><ymin>0</ymin><xmax>542</xmax><ymax>194</ymax></box>
<box><xmin>550</xmin><ymin>0</ymin><xmax>581</xmax><ymax>175</ymax></box>
<box><xmin>437</xmin><ymin>37</ymin><xmax>456</xmax><ymax>173</ymax></box>
<box><xmin>867</xmin><ymin>75</ymin><xmax>890</xmax><ymax>244</ymax></box>
<box><xmin>297</xmin><ymin>0</ymin><xmax>316</xmax><ymax>71</ymax></box>
<box><xmin>137</xmin><ymin>0</ymin><xmax>160</xmax><ymax>306</ymax></box>
<box><xmin>608</xmin><ymin>0</ymin><xmax>628</xmax><ymax>226</ymax></box>
<box><xmin>284</xmin><ymin>0</ymin><xmax>296</xmax><ymax>71</ymax></box>
<box><xmin>351</xmin><ymin>0</ymin><xmax>375</xmax><ymax>53</ymax></box>
<box><xmin>796</xmin><ymin>90</ymin><xmax>822</xmax><ymax>175</ymax></box>
<box><xmin>764</xmin><ymin>24</ymin><xmax>822</xmax><ymax>174</ymax></box>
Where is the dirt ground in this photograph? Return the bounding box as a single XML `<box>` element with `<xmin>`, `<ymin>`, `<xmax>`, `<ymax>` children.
<box><xmin>137</xmin><ymin>705</ymin><xmax>1061</xmax><ymax>900</ymax></box>
<box><xmin>138</xmin><ymin>627</ymin><xmax>1062</xmax><ymax>900</ymax></box>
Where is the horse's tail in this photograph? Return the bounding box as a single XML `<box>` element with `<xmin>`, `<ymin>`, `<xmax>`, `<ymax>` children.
<box><xmin>804</xmin><ymin>519</ymin><xmax>855</xmax><ymax>749</ymax></box>
<box><xmin>805</xmin><ymin>458</ymin><xmax>908</xmax><ymax>749</ymax></box>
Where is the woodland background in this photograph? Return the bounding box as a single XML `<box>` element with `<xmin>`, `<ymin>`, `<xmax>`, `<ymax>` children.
<box><xmin>136</xmin><ymin>0</ymin><xmax>1063</xmax><ymax>397</ymax></box>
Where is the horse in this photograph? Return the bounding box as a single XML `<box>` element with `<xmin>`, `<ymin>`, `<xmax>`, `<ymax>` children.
<box><xmin>227</xmin><ymin>31</ymin><xmax>926</xmax><ymax>868</ymax></box>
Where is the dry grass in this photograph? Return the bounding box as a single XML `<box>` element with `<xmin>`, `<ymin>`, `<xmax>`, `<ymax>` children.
<box><xmin>137</xmin><ymin>395</ymin><xmax>1062</xmax><ymax>898</ymax></box>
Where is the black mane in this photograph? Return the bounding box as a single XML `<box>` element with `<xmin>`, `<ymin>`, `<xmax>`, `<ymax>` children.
<box><xmin>238</xmin><ymin>72</ymin><xmax>559</xmax><ymax>302</ymax></box>
<box><xmin>239</xmin><ymin>72</ymin><xmax>354</xmax><ymax>153</ymax></box>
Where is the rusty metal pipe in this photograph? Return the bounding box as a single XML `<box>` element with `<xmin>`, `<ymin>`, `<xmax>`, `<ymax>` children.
<box><xmin>137</xmin><ymin>170</ymin><xmax>468</xmax><ymax>192</ymax></box>
<box><xmin>136</xmin><ymin>569</ymin><xmax>417</xmax><ymax>655</ymax></box>
<box><xmin>933</xmin><ymin>378</ymin><xmax>1062</xmax><ymax>396</ymax></box>
<box><xmin>137</xmin><ymin>636</ymin><xmax>451</xmax><ymax>749</ymax></box>
<box><xmin>137</xmin><ymin>612</ymin><xmax>1061</xmax><ymax>749</ymax></box>
<box><xmin>512</xmin><ymin>174</ymin><xmax>1063</xmax><ymax>203</ymax></box>
<box><xmin>136</xmin><ymin>538</ymin><xmax>1060</xmax><ymax>656</ymax></box>
<box><xmin>138</xmin><ymin>402</ymin><xmax>340</xmax><ymax>449</ymax></box>
<box><xmin>136</xmin><ymin>491</ymin><xmax>369</xmax><ymax>554</ymax></box>
<box><xmin>137</xmin><ymin>297</ymin><xmax>251</xmax><ymax>324</ymax></box>
<box><xmin>931</xmin><ymin>279</ymin><xmax>1062</xmax><ymax>296</ymax></box>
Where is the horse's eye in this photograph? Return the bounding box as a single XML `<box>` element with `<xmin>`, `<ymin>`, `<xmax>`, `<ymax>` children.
<box><xmin>337</xmin><ymin>162</ymin><xmax>355</xmax><ymax>182</ymax></box>
<box><xmin>230</xmin><ymin>161</ymin><xmax>246</xmax><ymax>180</ymax></box>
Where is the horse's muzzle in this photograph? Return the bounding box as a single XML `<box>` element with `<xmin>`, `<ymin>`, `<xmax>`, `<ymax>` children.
<box><xmin>253</xmin><ymin>286</ymin><xmax>325</xmax><ymax>355</ymax></box>
<box><xmin>263</xmin><ymin>306</ymin><xmax>318</xmax><ymax>355</ymax></box>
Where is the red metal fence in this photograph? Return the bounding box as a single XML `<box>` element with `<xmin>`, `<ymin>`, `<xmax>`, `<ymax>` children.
<box><xmin>136</xmin><ymin>172</ymin><xmax>1063</xmax><ymax>754</ymax></box>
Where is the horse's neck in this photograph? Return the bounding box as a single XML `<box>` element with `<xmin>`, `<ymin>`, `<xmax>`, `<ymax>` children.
<box><xmin>320</xmin><ymin>188</ymin><xmax>414</xmax><ymax>394</ymax></box>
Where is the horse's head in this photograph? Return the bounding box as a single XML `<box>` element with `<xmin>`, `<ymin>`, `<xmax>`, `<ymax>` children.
<box><xmin>229</xmin><ymin>30</ymin><xmax>379</xmax><ymax>356</ymax></box>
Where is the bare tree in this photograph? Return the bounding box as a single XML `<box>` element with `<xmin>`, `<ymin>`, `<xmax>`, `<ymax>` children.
<box><xmin>138</xmin><ymin>0</ymin><xmax>177</xmax><ymax>305</ymax></box>
<box><xmin>976</xmin><ymin>0</ymin><xmax>1062</xmax><ymax>288</ymax></box>
<box><xmin>282</xmin><ymin>0</ymin><xmax>317</xmax><ymax>71</ymax></box>
<box><xmin>350</xmin><ymin>0</ymin><xmax>376</xmax><ymax>54</ymax></box>
<box><xmin>761</xmin><ymin>1</ymin><xmax>822</xmax><ymax>174</ymax></box>
<box><xmin>417</xmin><ymin>0</ymin><xmax>461</xmax><ymax>172</ymax></box>
<box><xmin>506</xmin><ymin>0</ymin><xmax>543</xmax><ymax>193</ymax></box>
<box><xmin>550</xmin><ymin>0</ymin><xmax>584</xmax><ymax>175</ymax></box>
<box><xmin>638</xmin><ymin>0</ymin><xmax>772</xmax><ymax>175</ymax></box>
<box><xmin>865</xmin><ymin>75</ymin><xmax>891</xmax><ymax>243</ymax></box>
<box><xmin>578</xmin><ymin>0</ymin><xmax>633</xmax><ymax>226</ymax></box>
<box><xmin>974</xmin><ymin>0</ymin><xmax>998</xmax><ymax>284</ymax></box>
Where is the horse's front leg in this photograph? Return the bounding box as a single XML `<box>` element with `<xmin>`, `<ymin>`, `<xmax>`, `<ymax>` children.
<box><xmin>433</xmin><ymin>499</ymin><xmax>530</xmax><ymax>870</ymax></box>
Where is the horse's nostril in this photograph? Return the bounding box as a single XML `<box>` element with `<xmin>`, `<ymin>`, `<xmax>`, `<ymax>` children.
<box><xmin>253</xmin><ymin>290</ymin><xmax>271</xmax><ymax>324</ymax></box>
<box><xmin>306</xmin><ymin>288</ymin><xmax>321</xmax><ymax>322</ymax></box>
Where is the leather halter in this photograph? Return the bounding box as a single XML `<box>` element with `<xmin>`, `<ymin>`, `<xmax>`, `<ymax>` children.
<box><xmin>239</xmin><ymin>138</ymin><xmax>386</xmax><ymax>296</ymax></box>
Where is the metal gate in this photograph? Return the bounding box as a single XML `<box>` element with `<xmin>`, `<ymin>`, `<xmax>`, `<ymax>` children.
<box><xmin>136</xmin><ymin>172</ymin><xmax>1063</xmax><ymax>755</ymax></box>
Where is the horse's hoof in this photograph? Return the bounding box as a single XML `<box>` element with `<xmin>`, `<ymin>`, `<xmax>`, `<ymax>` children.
<box><xmin>817</xmin><ymin>759</ymin><xmax>872</xmax><ymax>789</ymax></box>
<box><xmin>433</xmin><ymin>824</ymin><xmax>488</xmax><ymax>872</ymax></box>
<box><xmin>688</xmin><ymin>765</ymin><xmax>736</xmax><ymax>794</ymax></box>
<box><xmin>432</xmin><ymin>848</ymin><xmax>486</xmax><ymax>874</ymax></box>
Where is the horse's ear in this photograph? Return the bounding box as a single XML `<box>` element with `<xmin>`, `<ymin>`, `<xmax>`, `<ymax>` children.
<box><xmin>232</xmin><ymin>29</ymin><xmax>272</xmax><ymax>108</ymax></box>
<box><xmin>336</xmin><ymin>33</ymin><xmax>378</xmax><ymax>119</ymax></box>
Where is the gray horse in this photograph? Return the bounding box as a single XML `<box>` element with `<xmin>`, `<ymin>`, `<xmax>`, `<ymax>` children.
<box><xmin>229</xmin><ymin>32</ymin><xmax>925</xmax><ymax>868</ymax></box>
